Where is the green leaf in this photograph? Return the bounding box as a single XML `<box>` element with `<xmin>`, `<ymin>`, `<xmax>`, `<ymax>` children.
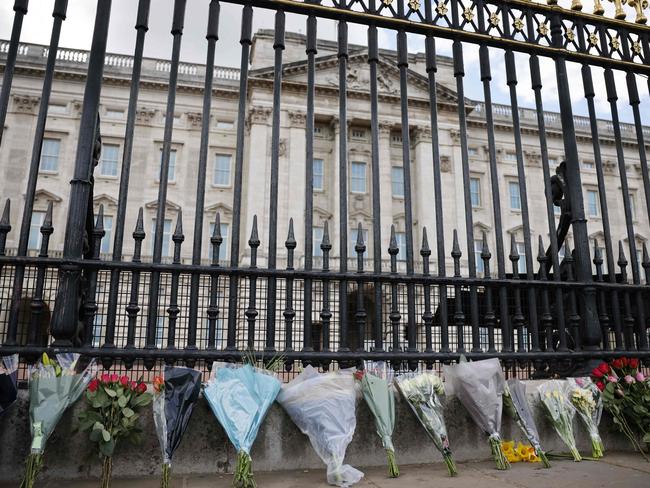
<box><xmin>118</xmin><ymin>395</ymin><xmax>128</xmax><ymax>408</ymax></box>
<box><xmin>104</xmin><ymin>387</ymin><xmax>117</xmax><ymax>398</ymax></box>
<box><xmin>101</xmin><ymin>429</ymin><xmax>111</xmax><ymax>442</ymax></box>
<box><xmin>89</xmin><ymin>429</ymin><xmax>103</xmax><ymax>442</ymax></box>
<box><xmin>122</xmin><ymin>407</ymin><xmax>135</xmax><ymax>418</ymax></box>
<box><xmin>100</xmin><ymin>438</ymin><xmax>115</xmax><ymax>457</ymax></box>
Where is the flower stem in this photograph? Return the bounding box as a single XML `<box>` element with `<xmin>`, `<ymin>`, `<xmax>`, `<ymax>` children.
<box><xmin>538</xmin><ymin>450</ymin><xmax>551</xmax><ymax>469</ymax></box>
<box><xmin>386</xmin><ymin>449</ymin><xmax>399</xmax><ymax>478</ymax></box>
<box><xmin>569</xmin><ymin>446</ymin><xmax>582</xmax><ymax>462</ymax></box>
<box><xmin>161</xmin><ymin>463</ymin><xmax>171</xmax><ymax>488</ymax></box>
<box><xmin>234</xmin><ymin>451</ymin><xmax>256</xmax><ymax>488</ymax></box>
<box><xmin>488</xmin><ymin>436</ymin><xmax>510</xmax><ymax>470</ymax></box>
<box><xmin>19</xmin><ymin>453</ymin><xmax>43</xmax><ymax>488</ymax></box>
<box><xmin>101</xmin><ymin>456</ymin><xmax>113</xmax><ymax>488</ymax></box>
<box><xmin>443</xmin><ymin>453</ymin><xmax>458</xmax><ymax>477</ymax></box>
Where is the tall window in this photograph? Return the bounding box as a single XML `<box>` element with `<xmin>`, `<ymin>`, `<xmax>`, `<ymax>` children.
<box><xmin>350</xmin><ymin>227</ymin><xmax>369</xmax><ymax>256</ymax></box>
<box><xmin>101</xmin><ymin>216</ymin><xmax>113</xmax><ymax>254</ymax></box>
<box><xmin>509</xmin><ymin>182</ymin><xmax>521</xmax><ymax>210</ymax></box>
<box><xmin>100</xmin><ymin>144</ymin><xmax>120</xmax><ymax>177</ymax></box>
<box><xmin>470</xmin><ymin>177</ymin><xmax>481</xmax><ymax>208</ymax></box>
<box><xmin>313</xmin><ymin>158</ymin><xmax>324</xmax><ymax>191</ymax></box>
<box><xmin>159</xmin><ymin>149</ymin><xmax>177</xmax><ymax>182</ymax></box>
<box><xmin>151</xmin><ymin>219</ymin><xmax>173</xmax><ymax>257</ymax></box>
<box><xmin>516</xmin><ymin>242</ymin><xmax>526</xmax><ymax>274</ymax></box>
<box><xmin>209</xmin><ymin>222</ymin><xmax>230</xmax><ymax>260</ymax></box>
<box><xmin>313</xmin><ymin>226</ymin><xmax>323</xmax><ymax>257</ymax></box>
<box><xmin>395</xmin><ymin>232</ymin><xmax>406</xmax><ymax>261</ymax></box>
<box><xmin>40</xmin><ymin>138</ymin><xmax>60</xmax><ymax>172</ymax></box>
<box><xmin>586</xmin><ymin>189</ymin><xmax>599</xmax><ymax>217</ymax></box>
<box><xmin>28</xmin><ymin>211</ymin><xmax>46</xmax><ymax>250</ymax></box>
<box><xmin>629</xmin><ymin>192</ymin><xmax>636</xmax><ymax>220</ymax></box>
<box><xmin>213</xmin><ymin>154</ymin><xmax>231</xmax><ymax>186</ymax></box>
<box><xmin>351</xmin><ymin>162</ymin><xmax>366</xmax><ymax>193</ymax></box>
<box><xmin>391</xmin><ymin>166</ymin><xmax>404</xmax><ymax>198</ymax></box>
<box><xmin>474</xmin><ymin>240</ymin><xmax>484</xmax><ymax>274</ymax></box>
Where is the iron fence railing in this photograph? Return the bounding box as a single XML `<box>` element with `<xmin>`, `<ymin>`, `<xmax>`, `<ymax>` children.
<box><xmin>0</xmin><ymin>0</ymin><xmax>649</xmax><ymax>377</ymax></box>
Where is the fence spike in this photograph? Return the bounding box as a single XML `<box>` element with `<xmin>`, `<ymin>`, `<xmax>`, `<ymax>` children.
<box><xmin>133</xmin><ymin>207</ymin><xmax>145</xmax><ymax>240</ymax></box>
<box><xmin>509</xmin><ymin>232</ymin><xmax>519</xmax><ymax>259</ymax></box>
<box><xmin>249</xmin><ymin>214</ymin><xmax>260</xmax><ymax>248</ymax></box>
<box><xmin>321</xmin><ymin>219</ymin><xmax>331</xmax><ymax>251</ymax></box>
<box><xmin>0</xmin><ymin>198</ymin><xmax>10</xmax><ymax>230</ymax></box>
<box><xmin>593</xmin><ymin>239</ymin><xmax>603</xmax><ymax>265</ymax></box>
<box><xmin>43</xmin><ymin>200</ymin><xmax>54</xmax><ymax>230</ymax></box>
<box><xmin>537</xmin><ymin>235</ymin><xmax>545</xmax><ymax>260</ymax></box>
<box><xmin>564</xmin><ymin>240</ymin><xmax>573</xmax><ymax>263</ymax></box>
<box><xmin>173</xmin><ymin>211</ymin><xmax>184</xmax><ymax>243</ymax></box>
<box><xmin>617</xmin><ymin>240</ymin><xmax>627</xmax><ymax>267</ymax></box>
<box><xmin>388</xmin><ymin>224</ymin><xmax>398</xmax><ymax>255</ymax></box>
<box><xmin>643</xmin><ymin>242</ymin><xmax>649</xmax><ymax>267</ymax></box>
<box><xmin>286</xmin><ymin>218</ymin><xmax>296</xmax><ymax>249</ymax></box>
<box><xmin>354</xmin><ymin>222</ymin><xmax>365</xmax><ymax>254</ymax></box>
<box><xmin>420</xmin><ymin>226</ymin><xmax>431</xmax><ymax>256</ymax></box>
<box><xmin>481</xmin><ymin>231</ymin><xmax>491</xmax><ymax>260</ymax></box>
<box><xmin>451</xmin><ymin>229</ymin><xmax>461</xmax><ymax>258</ymax></box>
<box><xmin>94</xmin><ymin>204</ymin><xmax>105</xmax><ymax>233</ymax></box>
<box><xmin>212</xmin><ymin>212</ymin><xmax>222</xmax><ymax>242</ymax></box>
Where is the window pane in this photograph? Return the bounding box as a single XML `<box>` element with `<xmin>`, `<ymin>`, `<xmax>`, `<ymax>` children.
<box><xmin>313</xmin><ymin>227</ymin><xmax>323</xmax><ymax>257</ymax></box>
<box><xmin>100</xmin><ymin>144</ymin><xmax>120</xmax><ymax>177</ymax></box>
<box><xmin>391</xmin><ymin>166</ymin><xmax>404</xmax><ymax>198</ymax></box>
<box><xmin>40</xmin><ymin>139</ymin><xmax>60</xmax><ymax>172</ymax></box>
<box><xmin>474</xmin><ymin>240</ymin><xmax>484</xmax><ymax>273</ymax></box>
<box><xmin>28</xmin><ymin>212</ymin><xmax>46</xmax><ymax>250</ymax></box>
<box><xmin>313</xmin><ymin>159</ymin><xmax>324</xmax><ymax>191</ymax></box>
<box><xmin>587</xmin><ymin>190</ymin><xmax>599</xmax><ymax>217</ymax></box>
<box><xmin>516</xmin><ymin>242</ymin><xmax>526</xmax><ymax>274</ymax></box>
<box><xmin>101</xmin><ymin>216</ymin><xmax>113</xmax><ymax>254</ymax></box>
<box><xmin>152</xmin><ymin>219</ymin><xmax>173</xmax><ymax>257</ymax></box>
<box><xmin>470</xmin><ymin>178</ymin><xmax>481</xmax><ymax>208</ymax></box>
<box><xmin>629</xmin><ymin>193</ymin><xmax>636</xmax><ymax>219</ymax></box>
<box><xmin>351</xmin><ymin>162</ymin><xmax>366</xmax><ymax>193</ymax></box>
<box><xmin>395</xmin><ymin>232</ymin><xmax>406</xmax><ymax>261</ymax></box>
<box><xmin>160</xmin><ymin>149</ymin><xmax>176</xmax><ymax>181</ymax></box>
<box><xmin>509</xmin><ymin>182</ymin><xmax>521</xmax><ymax>210</ymax></box>
<box><xmin>213</xmin><ymin>154</ymin><xmax>231</xmax><ymax>186</ymax></box>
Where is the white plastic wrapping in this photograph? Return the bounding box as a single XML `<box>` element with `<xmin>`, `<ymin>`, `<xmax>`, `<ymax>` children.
<box><xmin>277</xmin><ymin>366</ymin><xmax>363</xmax><ymax>487</ymax></box>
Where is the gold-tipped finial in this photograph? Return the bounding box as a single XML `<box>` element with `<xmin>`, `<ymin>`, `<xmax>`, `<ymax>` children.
<box><xmin>593</xmin><ymin>0</ymin><xmax>605</xmax><ymax>14</ymax></box>
<box><xmin>628</xmin><ymin>0</ymin><xmax>648</xmax><ymax>23</ymax></box>
<box><xmin>571</xmin><ymin>0</ymin><xmax>583</xmax><ymax>10</ymax></box>
<box><xmin>608</xmin><ymin>0</ymin><xmax>628</xmax><ymax>20</ymax></box>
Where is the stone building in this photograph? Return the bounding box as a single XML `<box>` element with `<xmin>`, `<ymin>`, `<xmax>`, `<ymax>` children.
<box><xmin>0</xmin><ymin>30</ymin><xmax>648</xmax><ymax>350</ymax></box>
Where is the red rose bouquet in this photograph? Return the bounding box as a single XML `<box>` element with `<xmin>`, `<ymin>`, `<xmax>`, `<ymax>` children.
<box><xmin>78</xmin><ymin>373</ymin><xmax>153</xmax><ymax>487</ymax></box>
<box><xmin>591</xmin><ymin>357</ymin><xmax>649</xmax><ymax>461</ymax></box>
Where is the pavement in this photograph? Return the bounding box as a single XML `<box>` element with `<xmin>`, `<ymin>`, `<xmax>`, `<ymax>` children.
<box><xmin>12</xmin><ymin>453</ymin><xmax>650</xmax><ymax>488</ymax></box>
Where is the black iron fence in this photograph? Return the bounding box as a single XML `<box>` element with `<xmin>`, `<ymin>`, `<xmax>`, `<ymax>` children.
<box><xmin>0</xmin><ymin>0</ymin><xmax>649</xmax><ymax>377</ymax></box>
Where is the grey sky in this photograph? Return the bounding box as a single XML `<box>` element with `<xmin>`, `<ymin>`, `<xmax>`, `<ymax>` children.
<box><xmin>1</xmin><ymin>0</ymin><xmax>648</xmax><ymax>124</ymax></box>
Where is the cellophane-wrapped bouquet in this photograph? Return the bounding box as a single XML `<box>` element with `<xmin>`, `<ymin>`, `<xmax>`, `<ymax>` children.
<box><xmin>395</xmin><ymin>371</ymin><xmax>457</xmax><ymax>476</ymax></box>
<box><xmin>443</xmin><ymin>359</ymin><xmax>510</xmax><ymax>470</ymax></box>
<box><xmin>355</xmin><ymin>362</ymin><xmax>398</xmax><ymax>477</ymax></box>
<box><xmin>153</xmin><ymin>366</ymin><xmax>202</xmax><ymax>488</ymax></box>
<box><xmin>0</xmin><ymin>353</ymin><xmax>18</xmax><ymax>417</ymax></box>
<box><xmin>278</xmin><ymin>366</ymin><xmax>363</xmax><ymax>487</ymax></box>
<box><xmin>503</xmin><ymin>379</ymin><xmax>550</xmax><ymax>467</ymax></box>
<box><xmin>21</xmin><ymin>353</ymin><xmax>95</xmax><ymax>488</ymax></box>
<box><xmin>567</xmin><ymin>377</ymin><xmax>604</xmax><ymax>458</ymax></box>
<box><xmin>204</xmin><ymin>362</ymin><xmax>281</xmax><ymax>488</ymax></box>
<box><xmin>538</xmin><ymin>380</ymin><xmax>581</xmax><ymax>461</ymax></box>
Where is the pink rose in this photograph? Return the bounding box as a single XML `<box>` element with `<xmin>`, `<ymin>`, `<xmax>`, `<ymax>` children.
<box><xmin>624</xmin><ymin>375</ymin><xmax>635</xmax><ymax>384</ymax></box>
<box><xmin>607</xmin><ymin>375</ymin><xmax>618</xmax><ymax>383</ymax></box>
<box><xmin>636</xmin><ymin>372</ymin><xmax>645</xmax><ymax>382</ymax></box>
<box><xmin>110</xmin><ymin>374</ymin><xmax>119</xmax><ymax>383</ymax></box>
<box><xmin>100</xmin><ymin>373</ymin><xmax>110</xmax><ymax>384</ymax></box>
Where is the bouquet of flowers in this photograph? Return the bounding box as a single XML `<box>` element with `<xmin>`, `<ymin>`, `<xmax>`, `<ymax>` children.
<box><xmin>503</xmin><ymin>379</ymin><xmax>550</xmax><ymax>467</ymax></box>
<box><xmin>568</xmin><ymin>377</ymin><xmax>604</xmax><ymax>458</ymax></box>
<box><xmin>0</xmin><ymin>353</ymin><xmax>18</xmax><ymax>416</ymax></box>
<box><xmin>78</xmin><ymin>373</ymin><xmax>153</xmax><ymax>488</ymax></box>
<box><xmin>591</xmin><ymin>357</ymin><xmax>649</xmax><ymax>460</ymax></box>
<box><xmin>395</xmin><ymin>371</ymin><xmax>457</xmax><ymax>476</ymax></box>
<box><xmin>278</xmin><ymin>365</ymin><xmax>363</xmax><ymax>487</ymax></box>
<box><xmin>152</xmin><ymin>366</ymin><xmax>202</xmax><ymax>488</ymax></box>
<box><xmin>21</xmin><ymin>353</ymin><xmax>95</xmax><ymax>488</ymax></box>
<box><xmin>204</xmin><ymin>362</ymin><xmax>281</xmax><ymax>488</ymax></box>
<box><xmin>355</xmin><ymin>363</ymin><xmax>398</xmax><ymax>477</ymax></box>
<box><xmin>538</xmin><ymin>380</ymin><xmax>581</xmax><ymax>461</ymax></box>
<box><xmin>444</xmin><ymin>359</ymin><xmax>510</xmax><ymax>470</ymax></box>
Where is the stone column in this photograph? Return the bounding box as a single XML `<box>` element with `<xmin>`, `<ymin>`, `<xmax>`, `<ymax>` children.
<box><xmin>330</xmin><ymin>116</ymin><xmax>341</xmax><ymax>259</ymax></box>
<box><xmin>378</xmin><ymin>121</ymin><xmax>393</xmax><ymax>254</ymax></box>
<box><xmin>286</xmin><ymin>110</ymin><xmax>306</xmax><ymax>262</ymax></box>
<box><xmin>412</xmin><ymin>126</ymin><xmax>435</xmax><ymax>252</ymax></box>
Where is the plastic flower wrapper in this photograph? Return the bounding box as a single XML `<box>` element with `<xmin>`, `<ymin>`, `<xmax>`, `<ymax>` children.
<box><xmin>503</xmin><ymin>379</ymin><xmax>550</xmax><ymax>467</ymax></box>
<box><xmin>355</xmin><ymin>362</ymin><xmax>398</xmax><ymax>477</ymax></box>
<box><xmin>567</xmin><ymin>377</ymin><xmax>604</xmax><ymax>458</ymax></box>
<box><xmin>443</xmin><ymin>359</ymin><xmax>510</xmax><ymax>470</ymax></box>
<box><xmin>395</xmin><ymin>371</ymin><xmax>457</xmax><ymax>476</ymax></box>
<box><xmin>21</xmin><ymin>353</ymin><xmax>96</xmax><ymax>488</ymax></box>
<box><xmin>204</xmin><ymin>362</ymin><xmax>281</xmax><ymax>488</ymax></box>
<box><xmin>0</xmin><ymin>354</ymin><xmax>18</xmax><ymax>416</ymax></box>
<box><xmin>153</xmin><ymin>366</ymin><xmax>202</xmax><ymax>488</ymax></box>
<box><xmin>278</xmin><ymin>365</ymin><xmax>363</xmax><ymax>487</ymax></box>
<box><xmin>538</xmin><ymin>380</ymin><xmax>581</xmax><ymax>461</ymax></box>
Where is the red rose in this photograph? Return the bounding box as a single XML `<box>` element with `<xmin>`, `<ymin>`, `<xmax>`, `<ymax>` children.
<box><xmin>628</xmin><ymin>358</ymin><xmax>639</xmax><ymax>369</ymax></box>
<box><xmin>620</xmin><ymin>357</ymin><xmax>629</xmax><ymax>367</ymax></box>
<box><xmin>88</xmin><ymin>379</ymin><xmax>99</xmax><ymax>392</ymax></box>
<box><xmin>100</xmin><ymin>373</ymin><xmax>110</xmax><ymax>384</ymax></box>
<box><xmin>120</xmin><ymin>376</ymin><xmax>129</xmax><ymax>387</ymax></box>
<box><xmin>353</xmin><ymin>370</ymin><xmax>365</xmax><ymax>381</ymax></box>
<box><xmin>596</xmin><ymin>381</ymin><xmax>605</xmax><ymax>391</ymax></box>
<box><xmin>612</xmin><ymin>359</ymin><xmax>624</xmax><ymax>369</ymax></box>
<box><xmin>130</xmin><ymin>381</ymin><xmax>137</xmax><ymax>390</ymax></box>
<box><xmin>597</xmin><ymin>362</ymin><xmax>609</xmax><ymax>374</ymax></box>
<box><xmin>592</xmin><ymin>367</ymin><xmax>604</xmax><ymax>379</ymax></box>
<box><xmin>136</xmin><ymin>383</ymin><xmax>147</xmax><ymax>394</ymax></box>
<box><xmin>110</xmin><ymin>374</ymin><xmax>119</xmax><ymax>383</ymax></box>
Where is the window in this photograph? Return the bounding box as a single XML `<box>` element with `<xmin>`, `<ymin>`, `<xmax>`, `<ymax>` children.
<box><xmin>391</xmin><ymin>166</ymin><xmax>404</xmax><ymax>198</ymax></box>
<box><xmin>208</xmin><ymin>222</ymin><xmax>230</xmax><ymax>260</ymax></box>
<box><xmin>470</xmin><ymin>177</ymin><xmax>481</xmax><ymax>208</ymax></box>
<box><xmin>313</xmin><ymin>158</ymin><xmax>324</xmax><ymax>191</ymax></box>
<box><xmin>101</xmin><ymin>216</ymin><xmax>113</xmax><ymax>254</ymax></box>
<box><xmin>48</xmin><ymin>104</ymin><xmax>67</xmax><ymax>115</ymax></box>
<box><xmin>468</xmin><ymin>147</ymin><xmax>479</xmax><ymax>157</ymax></box>
<box><xmin>350</xmin><ymin>227</ymin><xmax>369</xmax><ymax>256</ymax></box>
<box><xmin>105</xmin><ymin>109</ymin><xmax>124</xmax><ymax>119</ymax></box>
<box><xmin>151</xmin><ymin>219</ymin><xmax>173</xmax><ymax>257</ymax></box>
<box><xmin>351</xmin><ymin>162</ymin><xmax>366</xmax><ymax>193</ymax></box>
<box><xmin>216</xmin><ymin>120</ymin><xmax>234</xmax><ymax>129</ymax></box>
<box><xmin>391</xmin><ymin>133</ymin><xmax>403</xmax><ymax>144</ymax></box>
<box><xmin>92</xmin><ymin>314</ymin><xmax>105</xmax><ymax>347</ymax></box>
<box><xmin>28</xmin><ymin>211</ymin><xmax>46</xmax><ymax>250</ymax></box>
<box><xmin>586</xmin><ymin>189</ymin><xmax>599</xmax><ymax>217</ymax></box>
<box><xmin>582</xmin><ymin>160</ymin><xmax>595</xmax><ymax>170</ymax></box>
<box><xmin>100</xmin><ymin>144</ymin><xmax>120</xmax><ymax>177</ymax></box>
<box><xmin>213</xmin><ymin>154</ymin><xmax>231</xmax><ymax>186</ymax></box>
<box><xmin>156</xmin><ymin>316</ymin><xmax>165</xmax><ymax>348</ymax></box>
<box><xmin>509</xmin><ymin>182</ymin><xmax>521</xmax><ymax>210</ymax></box>
<box><xmin>159</xmin><ymin>149</ymin><xmax>177</xmax><ymax>182</ymax></box>
<box><xmin>504</xmin><ymin>152</ymin><xmax>517</xmax><ymax>162</ymax></box>
<box><xmin>516</xmin><ymin>242</ymin><xmax>526</xmax><ymax>274</ymax></box>
<box><xmin>629</xmin><ymin>192</ymin><xmax>636</xmax><ymax>220</ymax></box>
<box><xmin>395</xmin><ymin>232</ymin><xmax>406</xmax><ymax>261</ymax></box>
<box><xmin>351</xmin><ymin>129</ymin><xmax>366</xmax><ymax>139</ymax></box>
<box><xmin>313</xmin><ymin>227</ymin><xmax>323</xmax><ymax>257</ymax></box>
<box><xmin>474</xmin><ymin>240</ymin><xmax>484</xmax><ymax>274</ymax></box>
<box><xmin>40</xmin><ymin>138</ymin><xmax>60</xmax><ymax>172</ymax></box>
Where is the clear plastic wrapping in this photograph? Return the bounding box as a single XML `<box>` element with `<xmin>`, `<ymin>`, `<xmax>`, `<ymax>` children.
<box><xmin>567</xmin><ymin>377</ymin><xmax>604</xmax><ymax>458</ymax></box>
<box><xmin>0</xmin><ymin>354</ymin><xmax>18</xmax><ymax>416</ymax></box>
<box><xmin>538</xmin><ymin>379</ymin><xmax>581</xmax><ymax>461</ymax></box>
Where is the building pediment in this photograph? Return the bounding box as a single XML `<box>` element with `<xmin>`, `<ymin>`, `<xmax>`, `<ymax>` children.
<box><xmin>204</xmin><ymin>202</ymin><xmax>233</xmax><ymax>217</ymax></box>
<box><xmin>93</xmin><ymin>193</ymin><xmax>118</xmax><ymax>208</ymax></box>
<box><xmin>34</xmin><ymin>189</ymin><xmax>62</xmax><ymax>203</ymax></box>
<box><xmin>145</xmin><ymin>199</ymin><xmax>181</xmax><ymax>212</ymax></box>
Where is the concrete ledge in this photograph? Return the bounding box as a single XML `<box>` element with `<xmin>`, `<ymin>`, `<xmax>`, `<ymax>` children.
<box><xmin>0</xmin><ymin>381</ymin><xmax>634</xmax><ymax>483</ymax></box>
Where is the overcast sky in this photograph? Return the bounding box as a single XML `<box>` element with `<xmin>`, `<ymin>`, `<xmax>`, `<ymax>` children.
<box><xmin>1</xmin><ymin>0</ymin><xmax>648</xmax><ymax>125</ymax></box>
